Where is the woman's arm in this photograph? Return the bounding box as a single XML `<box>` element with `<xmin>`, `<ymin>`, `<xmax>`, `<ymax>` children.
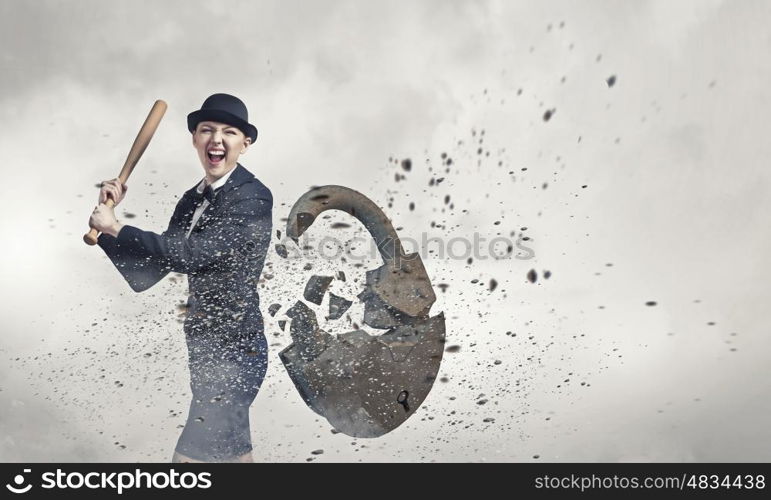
<box><xmin>109</xmin><ymin>193</ymin><xmax>272</xmax><ymax>276</ymax></box>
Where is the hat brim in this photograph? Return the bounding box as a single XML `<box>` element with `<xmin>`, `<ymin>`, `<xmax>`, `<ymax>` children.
<box><xmin>187</xmin><ymin>109</ymin><xmax>258</xmax><ymax>143</ymax></box>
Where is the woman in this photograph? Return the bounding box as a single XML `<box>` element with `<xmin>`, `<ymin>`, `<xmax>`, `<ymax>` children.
<box><xmin>89</xmin><ymin>93</ymin><xmax>273</xmax><ymax>463</ymax></box>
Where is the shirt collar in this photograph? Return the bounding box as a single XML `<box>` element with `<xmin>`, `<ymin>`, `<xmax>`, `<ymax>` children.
<box><xmin>195</xmin><ymin>166</ymin><xmax>237</xmax><ymax>194</ymax></box>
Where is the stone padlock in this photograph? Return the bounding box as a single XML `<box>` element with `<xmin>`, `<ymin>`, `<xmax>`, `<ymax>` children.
<box><xmin>279</xmin><ymin>185</ymin><xmax>446</xmax><ymax>438</ymax></box>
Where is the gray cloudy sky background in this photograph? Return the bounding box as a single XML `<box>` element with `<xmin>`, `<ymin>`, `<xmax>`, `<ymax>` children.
<box><xmin>0</xmin><ymin>0</ymin><xmax>770</xmax><ymax>462</ymax></box>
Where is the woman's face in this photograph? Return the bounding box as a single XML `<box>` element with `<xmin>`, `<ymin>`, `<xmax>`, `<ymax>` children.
<box><xmin>192</xmin><ymin>121</ymin><xmax>251</xmax><ymax>180</ymax></box>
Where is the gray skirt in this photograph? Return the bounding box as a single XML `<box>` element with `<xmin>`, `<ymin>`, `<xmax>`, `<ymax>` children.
<box><xmin>174</xmin><ymin>330</ymin><xmax>268</xmax><ymax>461</ymax></box>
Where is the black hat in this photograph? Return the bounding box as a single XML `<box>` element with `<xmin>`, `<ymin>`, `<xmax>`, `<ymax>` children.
<box><xmin>187</xmin><ymin>93</ymin><xmax>258</xmax><ymax>143</ymax></box>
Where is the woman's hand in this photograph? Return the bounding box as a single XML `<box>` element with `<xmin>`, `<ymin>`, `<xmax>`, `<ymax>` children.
<box><xmin>99</xmin><ymin>178</ymin><xmax>128</xmax><ymax>205</ymax></box>
<box><xmin>89</xmin><ymin>203</ymin><xmax>123</xmax><ymax>237</ymax></box>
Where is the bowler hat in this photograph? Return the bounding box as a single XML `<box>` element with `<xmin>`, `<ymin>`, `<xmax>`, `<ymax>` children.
<box><xmin>187</xmin><ymin>93</ymin><xmax>258</xmax><ymax>143</ymax></box>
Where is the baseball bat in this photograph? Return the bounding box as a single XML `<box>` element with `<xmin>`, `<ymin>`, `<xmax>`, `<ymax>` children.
<box><xmin>83</xmin><ymin>99</ymin><xmax>167</xmax><ymax>245</ymax></box>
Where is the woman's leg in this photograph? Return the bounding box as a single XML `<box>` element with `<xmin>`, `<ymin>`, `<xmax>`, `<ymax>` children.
<box><xmin>171</xmin><ymin>450</ymin><xmax>253</xmax><ymax>463</ymax></box>
<box><xmin>171</xmin><ymin>451</ymin><xmax>206</xmax><ymax>463</ymax></box>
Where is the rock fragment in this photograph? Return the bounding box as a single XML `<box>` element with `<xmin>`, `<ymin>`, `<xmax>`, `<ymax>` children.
<box><xmin>303</xmin><ymin>275</ymin><xmax>334</xmax><ymax>305</ymax></box>
<box><xmin>328</xmin><ymin>293</ymin><xmax>353</xmax><ymax>320</ymax></box>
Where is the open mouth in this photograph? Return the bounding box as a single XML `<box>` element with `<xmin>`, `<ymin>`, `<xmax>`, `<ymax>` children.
<box><xmin>207</xmin><ymin>150</ymin><xmax>226</xmax><ymax>164</ymax></box>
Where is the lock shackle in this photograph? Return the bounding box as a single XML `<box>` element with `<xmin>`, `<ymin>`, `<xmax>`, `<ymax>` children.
<box><xmin>286</xmin><ymin>185</ymin><xmax>406</xmax><ymax>265</ymax></box>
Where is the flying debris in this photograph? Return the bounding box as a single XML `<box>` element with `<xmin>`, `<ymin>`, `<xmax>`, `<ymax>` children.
<box><xmin>303</xmin><ymin>275</ymin><xmax>334</xmax><ymax>305</ymax></box>
<box><xmin>275</xmin><ymin>244</ymin><xmax>289</xmax><ymax>259</ymax></box>
<box><xmin>328</xmin><ymin>293</ymin><xmax>353</xmax><ymax>320</ymax></box>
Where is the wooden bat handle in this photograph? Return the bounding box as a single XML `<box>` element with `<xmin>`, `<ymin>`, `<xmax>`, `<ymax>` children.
<box><xmin>84</xmin><ymin>100</ymin><xmax>167</xmax><ymax>245</ymax></box>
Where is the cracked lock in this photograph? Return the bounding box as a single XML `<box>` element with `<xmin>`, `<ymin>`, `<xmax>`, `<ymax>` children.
<box><xmin>279</xmin><ymin>185</ymin><xmax>446</xmax><ymax>438</ymax></box>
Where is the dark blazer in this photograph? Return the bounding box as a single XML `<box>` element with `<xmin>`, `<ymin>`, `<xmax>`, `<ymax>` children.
<box><xmin>98</xmin><ymin>164</ymin><xmax>272</xmax><ymax>345</ymax></box>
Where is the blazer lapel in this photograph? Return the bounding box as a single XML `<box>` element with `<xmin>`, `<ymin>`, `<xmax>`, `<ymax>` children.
<box><xmin>174</xmin><ymin>187</ymin><xmax>204</xmax><ymax>235</ymax></box>
<box><xmin>194</xmin><ymin>199</ymin><xmax>220</xmax><ymax>232</ymax></box>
